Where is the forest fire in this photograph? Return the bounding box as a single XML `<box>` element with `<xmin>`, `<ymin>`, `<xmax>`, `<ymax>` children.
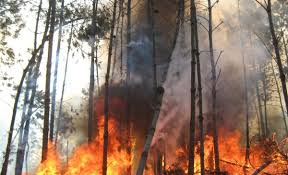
<box><xmin>35</xmin><ymin>118</ymin><xmax>288</xmax><ymax>175</ymax></box>
<box><xmin>163</xmin><ymin>129</ymin><xmax>288</xmax><ymax>174</ymax></box>
<box><xmin>36</xmin><ymin>117</ymin><xmax>132</xmax><ymax>175</ymax></box>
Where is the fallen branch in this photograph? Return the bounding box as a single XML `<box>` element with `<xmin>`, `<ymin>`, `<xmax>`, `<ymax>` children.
<box><xmin>252</xmin><ymin>160</ymin><xmax>273</xmax><ymax>175</ymax></box>
<box><xmin>220</xmin><ymin>159</ymin><xmax>250</xmax><ymax>169</ymax></box>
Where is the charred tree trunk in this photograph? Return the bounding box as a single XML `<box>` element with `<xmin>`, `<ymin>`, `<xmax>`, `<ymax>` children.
<box><xmin>111</xmin><ymin>0</ymin><xmax>123</xmax><ymax>81</ymax></box>
<box><xmin>125</xmin><ymin>0</ymin><xmax>132</xmax><ymax>173</ymax></box>
<box><xmin>120</xmin><ymin>0</ymin><xmax>124</xmax><ymax>76</ymax></box>
<box><xmin>136</xmin><ymin>87</ymin><xmax>164</xmax><ymax>175</ymax></box>
<box><xmin>207</xmin><ymin>0</ymin><xmax>220</xmax><ymax>173</ymax></box>
<box><xmin>194</xmin><ymin>10</ymin><xmax>205</xmax><ymax>175</ymax></box>
<box><xmin>55</xmin><ymin>24</ymin><xmax>73</xmax><ymax>145</ymax></box>
<box><xmin>136</xmin><ymin>0</ymin><xmax>166</xmax><ymax>174</ymax></box>
<box><xmin>50</xmin><ymin>0</ymin><xmax>65</xmax><ymax>141</ymax></box>
<box><xmin>42</xmin><ymin>0</ymin><xmax>56</xmax><ymax>161</ymax></box>
<box><xmin>102</xmin><ymin>0</ymin><xmax>117</xmax><ymax>174</ymax></box>
<box><xmin>188</xmin><ymin>0</ymin><xmax>197</xmax><ymax>174</ymax></box>
<box><xmin>88</xmin><ymin>0</ymin><xmax>98</xmax><ymax>143</ymax></box>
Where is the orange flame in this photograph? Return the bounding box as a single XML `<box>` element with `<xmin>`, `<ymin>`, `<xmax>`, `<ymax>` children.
<box><xmin>36</xmin><ymin>141</ymin><xmax>61</xmax><ymax>175</ymax></box>
<box><xmin>35</xmin><ymin>117</ymin><xmax>132</xmax><ymax>175</ymax></box>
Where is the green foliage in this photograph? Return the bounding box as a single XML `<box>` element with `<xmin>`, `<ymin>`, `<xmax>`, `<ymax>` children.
<box><xmin>0</xmin><ymin>0</ymin><xmax>25</xmax><ymax>64</ymax></box>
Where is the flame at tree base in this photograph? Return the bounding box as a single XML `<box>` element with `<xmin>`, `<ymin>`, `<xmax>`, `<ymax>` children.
<box><xmin>35</xmin><ymin>117</ymin><xmax>288</xmax><ymax>175</ymax></box>
<box><xmin>36</xmin><ymin>117</ymin><xmax>133</xmax><ymax>175</ymax></box>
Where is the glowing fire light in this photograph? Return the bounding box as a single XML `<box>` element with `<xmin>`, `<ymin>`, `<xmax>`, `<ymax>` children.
<box><xmin>36</xmin><ymin>117</ymin><xmax>132</xmax><ymax>175</ymax></box>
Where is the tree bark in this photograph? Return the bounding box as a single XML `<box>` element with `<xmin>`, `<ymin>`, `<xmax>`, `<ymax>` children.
<box><xmin>88</xmin><ymin>0</ymin><xmax>98</xmax><ymax>143</ymax></box>
<box><xmin>266</xmin><ymin>0</ymin><xmax>288</xmax><ymax>120</ymax></box>
<box><xmin>136</xmin><ymin>87</ymin><xmax>165</xmax><ymax>175</ymax></box>
<box><xmin>194</xmin><ymin>8</ymin><xmax>205</xmax><ymax>175</ymax></box>
<box><xmin>102</xmin><ymin>0</ymin><xmax>117</xmax><ymax>174</ymax></box>
<box><xmin>15</xmin><ymin>1</ymin><xmax>43</xmax><ymax>173</ymax></box>
<box><xmin>261</xmin><ymin>64</ymin><xmax>269</xmax><ymax>135</ymax></box>
<box><xmin>1</xmin><ymin>9</ymin><xmax>49</xmax><ymax>175</ymax></box>
<box><xmin>207</xmin><ymin>0</ymin><xmax>220</xmax><ymax>173</ymax></box>
<box><xmin>125</xmin><ymin>0</ymin><xmax>132</xmax><ymax>173</ymax></box>
<box><xmin>237</xmin><ymin>0</ymin><xmax>250</xmax><ymax>164</ymax></box>
<box><xmin>188</xmin><ymin>0</ymin><xmax>197</xmax><ymax>174</ymax></box>
<box><xmin>55</xmin><ymin>24</ymin><xmax>73</xmax><ymax>145</ymax></box>
<box><xmin>271</xmin><ymin>61</ymin><xmax>288</xmax><ymax>134</ymax></box>
<box><xmin>42</xmin><ymin>0</ymin><xmax>56</xmax><ymax>161</ymax></box>
<box><xmin>255</xmin><ymin>63</ymin><xmax>265</xmax><ymax>137</ymax></box>
<box><xmin>50</xmin><ymin>0</ymin><xmax>65</xmax><ymax>141</ymax></box>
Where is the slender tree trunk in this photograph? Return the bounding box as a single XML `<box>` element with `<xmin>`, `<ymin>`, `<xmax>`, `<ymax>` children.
<box><xmin>42</xmin><ymin>0</ymin><xmax>56</xmax><ymax>161</ymax></box>
<box><xmin>207</xmin><ymin>0</ymin><xmax>220</xmax><ymax>173</ymax></box>
<box><xmin>1</xmin><ymin>10</ymin><xmax>49</xmax><ymax>175</ymax></box>
<box><xmin>271</xmin><ymin>61</ymin><xmax>288</xmax><ymax>134</ymax></box>
<box><xmin>120</xmin><ymin>0</ymin><xmax>124</xmax><ymax>76</ymax></box>
<box><xmin>55</xmin><ymin>24</ymin><xmax>73</xmax><ymax>145</ymax></box>
<box><xmin>15</xmin><ymin>66</ymin><xmax>33</xmax><ymax>175</ymax></box>
<box><xmin>15</xmin><ymin>1</ymin><xmax>43</xmax><ymax>173</ymax></box>
<box><xmin>283</xmin><ymin>35</ymin><xmax>288</xmax><ymax>66</ymax></box>
<box><xmin>125</xmin><ymin>0</ymin><xmax>132</xmax><ymax>173</ymax></box>
<box><xmin>261</xmin><ymin>64</ymin><xmax>269</xmax><ymax>135</ymax></box>
<box><xmin>188</xmin><ymin>0</ymin><xmax>197</xmax><ymax>174</ymax></box>
<box><xmin>102</xmin><ymin>0</ymin><xmax>117</xmax><ymax>174</ymax></box>
<box><xmin>95</xmin><ymin>42</ymin><xmax>100</xmax><ymax>94</ymax></box>
<box><xmin>266</xmin><ymin>0</ymin><xmax>288</xmax><ymax>119</ymax></box>
<box><xmin>255</xmin><ymin>64</ymin><xmax>265</xmax><ymax>137</ymax></box>
<box><xmin>136</xmin><ymin>1</ymin><xmax>166</xmax><ymax>175</ymax></box>
<box><xmin>136</xmin><ymin>87</ymin><xmax>164</xmax><ymax>175</ymax></box>
<box><xmin>194</xmin><ymin>9</ymin><xmax>205</xmax><ymax>175</ymax></box>
<box><xmin>111</xmin><ymin>1</ymin><xmax>122</xmax><ymax>81</ymax></box>
<box><xmin>50</xmin><ymin>0</ymin><xmax>65</xmax><ymax>141</ymax></box>
<box><xmin>238</xmin><ymin>0</ymin><xmax>250</xmax><ymax>164</ymax></box>
<box><xmin>88</xmin><ymin>0</ymin><xmax>98</xmax><ymax>143</ymax></box>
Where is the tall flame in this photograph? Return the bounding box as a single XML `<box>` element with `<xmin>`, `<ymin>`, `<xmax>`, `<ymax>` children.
<box><xmin>36</xmin><ymin>117</ymin><xmax>132</xmax><ymax>175</ymax></box>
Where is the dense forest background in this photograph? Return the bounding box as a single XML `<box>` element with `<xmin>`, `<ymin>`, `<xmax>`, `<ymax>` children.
<box><xmin>0</xmin><ymin>0</ymin><xmax>288</xmax><ymax>174</ymax></box>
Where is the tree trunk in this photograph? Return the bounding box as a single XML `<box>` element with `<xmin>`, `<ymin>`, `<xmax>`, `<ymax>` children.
<box><xmin>136</xmin><ymin>87</ymin><xmax>165</xmax><ymax>175</ymax></box>
<box><xmin>283</xmin><ymin>35</ymin><xmax>288</xmax><ymax>66</ymax></box>
<box><xmin>15</xmin><ymin>1</ymin><xmax>43</xmax><ymax>173</ymax></box>
<box><xmin>271</xmin><ymin>61</ymin><xmax>288</xmax><ymax>135</ymax></box>
<box><xmin>55</xmin><ymin>24</ymin><xmax>73</xmax><ymax>145</ymax></box>
<box><xmin>42</xmin><ymin>0</ymin><xmax>56</xmax><ymax>161</ymax></box>
<box><xmin>120</xmin><ymin>0</ymin><xmax>124</xmax><ymax>76</ymax></box>
<box><xmin>261</xmin><ymin>64</ymin><xmax>269</xmax><ymax>135</ymax></box>
<box><xmin>188</xmin><ymin>0</ymin><xmax>197</xmax><ymax>174</ymax></box>
<box><xmin>237</xmin><ymin>0</ymin><xmax>250</xmax><ymax>164</ymax></box>
<box><xmin>136</xmin><ymin>1</ymin><xmax>165</xmax><ymax>175</ymax></box>
<box><xmin>88</xmin><ymin>0</ymin><xmax>98</xmax><ymax>143</ymax></box>
<box><xmin>207</xmin><ymin>0</ymin><xmax>220</xmax><ymax>173</ymax></box>
<box><xmin>125</xmin><ymin>0</ymin><xmax>132</xmax><ymax>174</ymax></box>
<box><xmin>267</xmin><ymin>0</ymin><xmax>288</xmax><ymax>120</ymax></box>
<box><xmin>15</xmin><ymin>66</ymin><xmax>33</xmax><ymax>175</ymax></box>
<box><xmin>1</xmin><ymin>9</ymin><xmax>49</xmax><ymax>175</ymax></box>
<box><xmin>194</xmin><ymin>8</ymin><xmax>205</xmax><ymax>175</ymax></box>
<box><xmin>111</xmin><ymin>1</ymin><xmax>121</xmax><ymax>82</ymax></box>
<box><xmin>50</xmin><ymin>0</ymin><xmax>65</xmax><ymax>141</ymax></box>
<box><xmin>255</xmin><ymin>64</ymin><xmax>265</xmax><ymax>137</ymax></box>
<box><xmin>102</xmin><ymin>0</ymin><xmax>117</xmax><ymax>174</ymax></box>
